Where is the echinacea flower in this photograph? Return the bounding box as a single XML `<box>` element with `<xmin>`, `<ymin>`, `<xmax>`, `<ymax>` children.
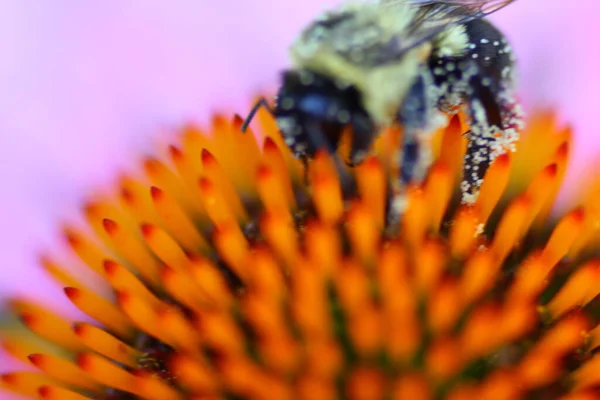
<box><xmin>2</xmin><ymin>105</ymin><xmax>600</xmax><ymax>400</ymax></box>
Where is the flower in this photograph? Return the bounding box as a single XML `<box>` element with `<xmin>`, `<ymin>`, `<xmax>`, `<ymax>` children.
<box><xmin>2</xmin><ymin>106</ymin><xmax>600</xmax><ymax>400</ymax></box>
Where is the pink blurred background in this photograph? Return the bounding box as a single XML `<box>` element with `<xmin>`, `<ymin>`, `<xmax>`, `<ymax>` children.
<box><xmin>0</xmin><ymin>0</ymin><xmax>599</xmax><ymax>397</ymax></box>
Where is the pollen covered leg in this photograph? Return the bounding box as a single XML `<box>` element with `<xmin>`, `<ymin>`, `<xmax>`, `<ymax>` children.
<box><xmin>461</xmin><ymin>90</ymin><xmax>522</xmax><ymax>205</ymax></box>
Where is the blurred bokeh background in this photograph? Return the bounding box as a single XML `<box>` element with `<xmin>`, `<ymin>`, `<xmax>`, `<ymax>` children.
<box><xmin>0</xmin><ymin>0</ymin><xmax>599</xmax><ymax>396</ymax></box>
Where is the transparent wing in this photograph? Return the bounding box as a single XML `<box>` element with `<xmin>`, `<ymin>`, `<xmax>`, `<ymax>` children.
<box><xmin>408</xmin><ymin>0</ymin><xmax>515</xmax><ymax>26</ymax></box>
<box><xmin>366</xmin><ymin>0</ymin><xmax>515</xmax><ymax>64</ymax></box>
<box><xmin>381</xmin><ymin>0</ymin><xmax>515</xmax><ymax>24</ymax></box>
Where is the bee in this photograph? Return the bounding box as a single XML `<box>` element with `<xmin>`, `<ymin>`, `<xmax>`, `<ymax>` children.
<box><xmin>242</xmin><ymin>0</ymin><xmax>523</xmax><ymax>209</ymax></box>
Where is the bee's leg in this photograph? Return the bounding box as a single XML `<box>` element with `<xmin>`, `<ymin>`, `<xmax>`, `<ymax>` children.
<box><xmin>461</xmin><ymin>85</ymin><xmax>522</xmax><ymax>205</ymax></box>
<box><xmin>390</xmin><ymin>70</ymin><xmax>438</xmax><ymax>218</ymax></box>
<box><xmin>304</xmin><ymin>120</ymin><xmax>355</xmax><ymax>196</ymax></box>
<box><xmin>347</xmin><ymin>115</ymin><xmax>377</xmax><ymax>166</ymax></box>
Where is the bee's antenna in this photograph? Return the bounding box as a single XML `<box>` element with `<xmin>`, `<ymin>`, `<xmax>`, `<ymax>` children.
<box><xmin>241</xmin><ymin>98</ymin><xmax>274</xmax><ymax>133</ymax></box>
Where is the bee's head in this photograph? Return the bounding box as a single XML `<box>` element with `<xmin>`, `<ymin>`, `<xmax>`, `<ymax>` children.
<box><xmin>274</xmin><ymin>69</ymin><xmax>375</xmax><ymax>165</ymax></box>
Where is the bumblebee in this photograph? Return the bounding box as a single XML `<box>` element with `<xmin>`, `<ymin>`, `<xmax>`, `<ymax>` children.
<box><xmin>242</xmin><ymin>0</ymin><xmax>522</xmax><ymax>208</ymax></box>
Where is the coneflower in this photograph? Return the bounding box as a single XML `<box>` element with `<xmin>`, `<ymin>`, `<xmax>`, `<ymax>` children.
<box><xmin>1</xmin><ymin>106</ymin><xmax>600</xmax><ymax>400</ymax></box>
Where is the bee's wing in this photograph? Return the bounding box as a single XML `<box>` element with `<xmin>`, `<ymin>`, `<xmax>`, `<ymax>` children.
<box><xmin>381</xmin><ymin>0</ymin><xmax>515</xmax><ymax>25</ymax></box>
<box><xmin>406</xmin><ymin>0</ymin><xmax>514</xmax><ymax>23</ymax></box>
<box><xmin>364</xmin><ymin>0</ymin><xmax>514</xmax><ymax>65</ymax></box>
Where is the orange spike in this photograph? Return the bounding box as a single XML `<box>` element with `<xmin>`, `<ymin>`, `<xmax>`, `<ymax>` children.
<box><xmin>378</xmin><ymin>242</ymin><xmax>409</xmax><ymax>300</ymax></box>
<box><xmin>428</xmin><ymin>279</ymin><xmax>460</xmax><ymax>335</ymax></box>
<box><xmin>311</xmin><ymin>151</ymin><xmax>344</xmax><ymax>224</ymax></box>
<box><xmin>304</xmin><ymin>339</ymin><xmax>343</xmax><ymax>378</ymax></box>
<box><xmin>559</xmin><ymin>391</ymin><xmax>600</xmax><ymax>400</ymax></box>
<box><xmin>196</xmin><ymin>310</ymin><xmax>246</xmax><ymax>354</ymax></box>
<box><xmin>150</xmin><ymin>186</ymin><xmax>207</xmax><ymax>252</ymax></box>
<box><xmin>477</xmin><ymin>370</ymin><xmax>521</xmax><ymax>400</ymax></box>
<box><xmin>497</xmin><ymin>301</ymin><xmax>537</xmax><ymax>343</ymax></box>
<box><xmin>1</xmin><ymin>336</ymin><xmax>45</xmax><ymax>365</ymax></box>
<box><xmin>460</xmin><ymin>249</ymin><xmax>498</xmax><ymax>306</ymax></box>
<box><xmin>247</xmin><ymin>248</ymin><xmax>286</xmax><ymax>301</ymax></box>
<box><xmin>517</xmin><ymin>351</ymin><xmax>561</xmax><ymax>389</ymax></box>
<box><xmin>449</xmin><ymin>206</ymin><xmax>480</xmax><ymax>257</ymax></box>
<box><xmin>402</xmin><ymin>186</ymin><xmax>428</xmax><ymax>248</ymax></box>
<box><xmin>426</xmin><ymin>338</ymin><xmax>462</xmax><ymax>380</ymax></box>
<box><xmin>83</xmin><ymin>199</ymin><xmax>136</xmax><ymax>246</ymax></box>
<box><xmin>156</xmin><ymin>307</ymin><xmax>201</xmax><ymax>353</ymax></box>
<box><xmin>103</xmin><ymin>260</ymin><xmax>162</xmax><ymax>308</ymax></box>
<box><xmin>460</xmin><ymin>303</ymin><xmax>500</xmax><ymax>359</ymax></box>
<box><xmin>40</xmin><ymin>254</ymin><xmax>89</xmax><ymax>289</ymax></box>
<box><xmin>568</xmin><ymin>210</ymin><xmax>599</xmax><ymax>259</ymax></box>
<box><xmin>135</xmin><ymin>372</ymin><xmax>184</xmax><ymax>400</ymax></box>
<box><xmin>63</xmin><ymin>226</ymin><xmax>109</xmax><ymax>276</ymax></box>
<box><xmin>161</xmin><ymin>266</ymin><xmax>214</xmax><ymax>311</ymax></box>
<box><xmin>386</xmin><ymin>307</ymin><xmax>421</xmax><ymax>363</ymax></box>
<box><xmin>188</xmin><ymin>257</ymin><xmax>234</xmax><ymax>307</ymax></box>
<box><xmin>378</xmin><ymin>244</ymin><xmax>420</xmax><ymax>361</ymax></box>
<box><xmin>180</xmin><ymin>123</ymin><xmax>213</xmax><ymax>174</ymax></box>
<box><xmin>425</xmin><ymin>161</ymin><xmax>453</xmax><ymax>232</ymax></box>
<box><xmin>102</xmin><ymin>218</ymin><xmax>160</xmax><ymax>284</ymax></box>
<box><xmin>39</xmin><ymin>385</ymin><xmax>92</xmax><ymax>400</ymax></box>
<box><xmin>212</xmin><ymin>222</ymin><xmax>249</xmax><ymax>280</ymax></box>
<box><xmin>547</xmin><ymin>261</ymin><xmax>600</xmax><ymax>318</ymax></box>
<box><xmin>335</xmin><ymin>260</ymin><xmax>371</xmax><ymax>314</ymax></box>
<box><xmin>231</xmin><ymin>114</ymin><xmax>263</xmax><ymax>167</ymax></box>
<box><xmin>392</xmin><ymin>374</ymin><xmax>432</xmax><ymax>400</ymax></box>
<box><xmin>414</xmin><ymin>240</ymin><xmax>445</xmax><ymax>294</ymax></box>
<box><xmin>520</xmin><ymin>163</ymin><xmax>559</xmax><ymax>232</ymax></box>
<box><xmin>355</xmin><ymin>156</ymin><xmax>386</xmax><ymax>228</ymax></box>
<box><xmin>257</xmin><ymin>163</ymin><xmax>292</xmax><ymax>216</ymax></box>
<box><xmin>507</xmin><ymin>252</ymin><xmax>551</xmax><ymax>303</ymax></box>
<box><xmin>437</xmin><ymin>115</ymin><xmax>465</xmax><ymax>179</ymax></box>
<box><xmin>348</xmin><ymin>305</ymin><xmax>383</xmax><ymax>355</ymax></box>
<box><xmin>116</xmin><ymin>291</ymin><xmax>173</xmax><ymax>347</ymax></box>
<box><xmin>260</xmin><ymin>211</ymin><xmax>300</xmax><ymax>268</ymax></box>
<box><xmin>536</xmin><ymin>142</ymin><xmax>570</xmax><ymax>225</ymax></box>
<box><xmin>305</xmin><ymin>220</ymin><xmax>341</xmax><ymax>275</ymax></box>
<box><xmin>208</xmin><ymin>115</ymin><xmax>262</xmax><ymax>195</ymax></box>
<box><xmin>144</xmin><ymin>157</ymin><xmax>201</xmax><ymax>217</ymax></box>
<box><xmin>141</xmin><ymin>223</ymin><xmax>189</xmax><ymax>270</ymax></box>
<box><xmin>490</xmin><ymin>195</ymin><xmax>531</xmax><ymax>261</ymax></box>
<box><xmin>573</xmin><ymin>354</ymin><xmax>600</xmax><ymax>390</ymax></box>
<box><xmin>258</xmin><ymin>334</ymin><xmax>301</xmax><ymax>375</ymax></box>
<box><xmin>200</xmin><ymin>149</ymin><xmax>248</xmax><ymax>221</ymax></box>
<box><xmin>474</xmin><ymin>153</ymin><xmax>511</xmax><ymax>225</ymax></box>
<box><xmin>10</xmin><ymin>300</ymin><xmax>83</xmax><ymax>352</ymax></box>
<box><xmin>296</xmin><ymin>374</ymin><xmax>336</xmax><ymax>400</ymax></box>
<box><xmin>0</xmin><ymin>372</ymin><xmax>56</xmax><ymax>398</ymax></box>
<box><xmin>198</xmin><ymin>177</ymin><xmax>238</xmax><ymax>227</ymax></box>
<box><xmin>347</xmin><ymin>368</ymin><xmax>385</xmax><ymax>400</ymax></box>
<box><xmin>541</xmin><ymin>208</ymin><xmax>586</xmax><ymax>268</ymax></box>
<box><xmin>589</xmin><ymin>323</ymin><xmax>600</xmax><ymax>351</ymax></box>
<box><xmin>169</xmin><ymin>144</ymin><xmax>203</xmax><ymax>200</ymax></box>
<box><xmin>64</xmin><ymin>287</ymin><xmax>133</xmax><ymax>337</ymax></box>
<box><xmin>118</xmin><ymin>175</ymin><xmax>162</xmax><ymax>225</ymax></box>
<box><xmin>346</xmin><ymin>201</ymin><xmax>379</xmax><ymax>263</ymax></box>
<box><xmin>169</xmin><ymin>354</ymin><xmax>219</xmax><ymax>394</ymax></box>
<box><xmin>28</xmin><ymin>353</ymin><xmax>99</xmax><ymax>390</ymax></box>
<box><xmin>534</xmin><ymin>313</ymin><xmax>589</xmax><ymax>356</ymax></box>
<box><xmin>73</xmin><ymin>323</ymin><xmax>140</xmax><ymax>367</ymax></box>
<box><xmin>292</xmin><ymin>260</ymin><xmax>332</xmax><ymax>339</ymax></box>
<box><xmin>76</xmin><ymin>352</ymin><xmax>139</xmax><ymax>394</ymax></box>
<box><xmin>243</xmin><ymin>293</ymin><xmax>287</xmax><ymax>338</ymax></box>
<box><xmin>262</xmin><ymin>137</ymin><xmax>298</xmax><ymax>206</ymax></box>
